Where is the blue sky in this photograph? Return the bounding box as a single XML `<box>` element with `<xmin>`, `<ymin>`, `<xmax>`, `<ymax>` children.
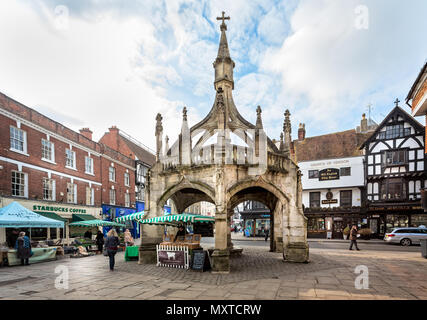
<box><xmin>0</xmin><ymin>0</ymin><xmax>426</xmax><ymax>151</ymax></box>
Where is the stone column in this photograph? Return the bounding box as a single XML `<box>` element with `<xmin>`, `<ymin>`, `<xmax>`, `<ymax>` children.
<box><xmin>47</xmin><ymin>228</ymin><xmax>51</xmax><ymax>240</ymax></box>
<box><xmin>211</xmin><ymin>210</ymin><xmax>230</xmax><ymax>273</ymax></box>
<box><xmin>138</xmin><ymin>205</ymin><xmax>164</xmax><ymax>265</ymax></box>
<box><xmin>282</xmin><ymin>197</ymin><xmax>309</xmax><ymax>263</ymax></box>
<box><xmin>0</xmin><ymin>227</ymin><xmax>6</xmax><ymax>244</ymax></box>
<box><xmin>56</xmin><ymin>228</ymin><xmax>60</xmax><ymax>241</ymax></box>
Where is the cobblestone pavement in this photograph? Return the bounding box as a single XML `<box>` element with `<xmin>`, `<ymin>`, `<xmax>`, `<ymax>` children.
<box><xmin>0</xmin><ymin>246</ymin><xmax>426</xmax><ymax>300</ymax></box>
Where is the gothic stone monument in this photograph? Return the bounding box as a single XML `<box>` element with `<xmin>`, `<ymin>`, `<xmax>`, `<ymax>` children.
<box><xmin>140</xmin><ymin>12</ymin><xmax>309</xmax><ymax>273</ymax></box>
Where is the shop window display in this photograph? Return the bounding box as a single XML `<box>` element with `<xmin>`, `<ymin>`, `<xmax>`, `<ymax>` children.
<box><xmin>386</xmin><ymin>215</ymin><xmax>409</xmax><ymax>233</ymax></box>
<box><xmin>308</xmin><ymin>217</ymin><xmax>325</xmax><ymax>232</ymax></box>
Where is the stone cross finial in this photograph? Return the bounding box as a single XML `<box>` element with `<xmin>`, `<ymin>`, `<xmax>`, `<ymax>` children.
<box><xmin>217</xmin><ymin>11</ymin><xmax>230</xmax><ymax>31</ymax></box>
<box><xmin>394</xmin><ymin>98</ymin><xmax>400</xmax><ymax>107</ymax></box>
<box><xmin>183</xmin><ymin>106</ymin><xmax>188</xmax><ymax>121</ymax></box>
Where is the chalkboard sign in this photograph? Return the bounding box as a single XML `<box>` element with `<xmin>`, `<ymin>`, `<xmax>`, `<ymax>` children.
<box><xmin>191</xmin><ymin>250</ymin><xmax>211</xmax><ymax>272</ymax></box>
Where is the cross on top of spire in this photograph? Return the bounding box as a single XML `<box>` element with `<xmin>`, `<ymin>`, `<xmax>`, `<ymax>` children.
<box><xmin>394</xmin><ymin>98</ymin><xmax>400</xmax><ymax>107</ymax></box>
<box><xmin>217</xmin><ymin>11</ymin><xmax>230</xmax><ymax>31</ymax></box>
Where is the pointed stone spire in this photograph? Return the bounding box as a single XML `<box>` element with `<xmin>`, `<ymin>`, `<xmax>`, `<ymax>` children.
<box><xmin>214</xmin><ymin>11</ymin><xmax>235</xmax><ymax>91</ymax></box>
<box><xmin>181</xmin><ymin>106</ymin><xmax>191</xmax><ymax>166</ymax></box>
<box><xmin>282</xmin><ymin>109</ymin><xmax>292</xmax><ymax>156</ymax></box>
<box><xmin>155</xmin><ymin>113</ymin><xmax>163</xmax><ymax>161</ymax></box>
<box><xmin>256</xmin><ymin>106</ymin><xmax>263</xmax><ymax>129</ymax></box>
<box><xmin>164</xmin><ymin>135</ymin><xmax>169</xmax><ymax>156</ymax></box>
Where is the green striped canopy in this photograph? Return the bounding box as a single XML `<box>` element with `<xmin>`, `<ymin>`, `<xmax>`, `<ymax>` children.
<box><xmin>137</xmin><ymin>214</ymin><xmax>215</xmax><ymax>226</ymax></box>
<box><xmin>69</xmin><ymin>220</ymin><xmax>126</xmax><ymax>228</ymax></box>
<box><xmin>114</xmin><ymin>211</ymin><xmax>145</xmax><ymax>223</ymax></box>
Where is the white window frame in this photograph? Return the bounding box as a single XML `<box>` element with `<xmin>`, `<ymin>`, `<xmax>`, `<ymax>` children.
<box><xmin>10</xmin><ymin>126</ymin><xmax>28</xmax><ymax>155</ymax></box>
<box><xmin>41</xmin><ymin>139</ymin><xmax>55</xmax><ymax>163</ymax></box>
<box><xmin>67</xmin><ymin>182</ymin><xmax>77</xmax><ymax>204</ymax></box>
<box><xmin>43</xmin><ymin>178</ymin><xmax>56</xmax><ymax>201</ymax></box>
<box><xmin>85</xmin><ymin>156</ymin><xmax>94</xmax><ymax>175</ymax></box>
<box><xmin>109</xmin><ymin>166</ymin><xmax>116</xmax><ymax>182</ymax></box>
<box><xmin>124</xmin><ymin>172</ymin><xmax>130</xmax><ymax>187</ymax></box>
<box><xmin>65</xmin><ymin>149</ymin><xmax>76</xmax><ymax>170</ymax></box>
<box><xmin>11</xmin><ymin>171</ymin><xmax>28</xmax><ymax>198</ymax></box>
<box><xmin>109</xmin><ymin>189</ymin><xmax>116</xmax><ymax>205</ymax></box>
<box><xmin>86</xmin><ymin>186</ymin><xmax>94</xmax><ymax>206</ymax></box>
<box><xmin>125</xmin><ymin>192</ymin><xmax>130</xmax><ymax>207</ymax></box>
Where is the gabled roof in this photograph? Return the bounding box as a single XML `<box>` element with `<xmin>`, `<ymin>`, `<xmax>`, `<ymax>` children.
<box><xmin>293</xmin><ymin>129</ymin><xmax>369</xmax><ymax>162</ymax></box>
<box><xmin>359</xmin><ymin>105</ymin><xmax>425</xmax><ymax>149</ymax></box>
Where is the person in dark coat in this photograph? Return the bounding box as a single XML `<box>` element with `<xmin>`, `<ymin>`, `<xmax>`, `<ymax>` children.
<box><xmin>15</xmin><ymin>232</ymin><xmax>32</xmax><ymax>265</ymax></box>
<box><xmin>84</xmin><ymin>230</ymin><xmax>92</xmax><ymax>239</ymax></box>
<box><xmin>104</xmin><ymin>229</ymin><xmax>120</xmax><ymax>271</ymax></box>
<box><xmin>95</xmin><ymin>230</ymin><xmax>104</xmax><ymax>254</ymax></box>
<box><xmin>264</xmin><ymin>227</ymin><xmax>270</xmax><ymax>242</ymax></box>
<box><xmin>174</xmin><ymin>225</ymin><xmax>186</xmax><ymax>242</ymax></box>
<box><xmin>349</xmin><ymin>225</ymin><xmax>360</xmax><ymax>251</ymax></box>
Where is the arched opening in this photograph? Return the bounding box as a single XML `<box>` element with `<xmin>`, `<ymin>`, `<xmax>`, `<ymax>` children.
<box><xmin>227</xmin><ymin>186</ymin><xmax>280</xmax><ymax>253</ymax></box>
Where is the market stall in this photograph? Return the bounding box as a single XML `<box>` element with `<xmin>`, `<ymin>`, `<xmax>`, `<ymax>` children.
<box><xmin>0</xmin><ymin>202</ymin><xmax>64</xmax><ymax>266</ymax></box>
<box><xmin>137</xmin><ymin>214</ymin><xmax>215</xmax><ymax>270</ymax></box>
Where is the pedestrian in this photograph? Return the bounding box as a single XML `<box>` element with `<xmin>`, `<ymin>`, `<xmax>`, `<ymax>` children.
<box><xmin>7</xmin><ymin>229</ymin><xmax>20</xmax><ymax>248</ymax></box>
<box><xmin>264</xmin><ymin>227</ymin><xmax>269</xmax><ymax>242</ymax></box>
<box><xmin>95</xmin><ymin>230</ymin><xmax>104</xmax><ymax>254</ymax></box>
<box><xmin>349</xmin><ymin>225</ymin><xmax>360</xmax><ymax>251</ymax></box>
<box><xmin>105</xmin><ymin>228</ymin><xmax>120</xmax><ymax>271</ymax></box>
<box><xmin>124</xmin><ymin>229</ymin><xmax>134</xmax><ymax>247</ymax></box>
<box><xmin>15</xmin><ymin>231</ymin><xmax>32</xmax><ymax>266</ymax></box>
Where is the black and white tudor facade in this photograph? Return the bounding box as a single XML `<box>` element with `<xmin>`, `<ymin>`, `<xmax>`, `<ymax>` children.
<box><xmin>361</xmin><ymin>105</ymin><xmax>426</xmax><ymax>237</ymax></box>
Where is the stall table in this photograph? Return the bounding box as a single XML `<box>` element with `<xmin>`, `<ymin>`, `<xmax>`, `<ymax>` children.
<box><xmin>7</xmin><ymin>247</ymin><xmax>58</xmax><ymax>266</ymax></box>
<box><xmin>124</xmin><ymin>246</ymin><xmax>139</xmax><ymax>261</ymax></box>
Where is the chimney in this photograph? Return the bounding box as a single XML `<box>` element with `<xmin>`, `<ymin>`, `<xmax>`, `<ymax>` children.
<box><xmin>79</xmin><ymin>128</ymin><xmax>93</xmax><ymax>140</ymax></box>
<box><xmin>298</xmin><ymin>123</ymin><xmax>306</xmax><ymax>141</ymax></box>
<box><xmin>360</xmin><ymin>114</ymin><xmax>368</xmax><ymax>133</ymax></box>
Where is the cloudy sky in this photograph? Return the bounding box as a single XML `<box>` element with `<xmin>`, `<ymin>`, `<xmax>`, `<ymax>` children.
<box><xmin>0</xmin><ymin>0</ymin><xmax>426</xmax><ymax>151</ymax></box>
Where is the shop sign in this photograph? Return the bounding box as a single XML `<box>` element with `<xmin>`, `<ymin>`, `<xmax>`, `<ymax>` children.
<box><xmin>319</xmin><ymin>168</ymin><xmax>340</xmax><ymax>181</ymax></box>
<box><xmin>32</xmin><ymin>205</ymin><xmax>87</xmax><ymax>214</ymax></box>
<box><xmin>322</xmin><ymin>199</ymin><xmax>338</xmax><ymax>204</ymax></box>
<box><xmin>370</xmin><ymin>206</ymin><xmax>422</xmax><ymax>211</ymax></box>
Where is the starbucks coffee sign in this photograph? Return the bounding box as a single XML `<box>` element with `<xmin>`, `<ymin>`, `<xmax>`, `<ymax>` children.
<box><xmin>319</xmin><ymin>168</ymin><xmax>340</xmax><ymax>181</ymax></box>
<box><xmin>33</xmin><ymin>205</ymin><xmax>87</xmax><ymax>214</ymax></box>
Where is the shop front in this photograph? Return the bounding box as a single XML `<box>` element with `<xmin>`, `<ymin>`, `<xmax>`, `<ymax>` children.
<box><xmin>367</xmin><ymin>203</ymin><xmax>427</xmax><ymax>238</ymax></box>
<box><xmin>0</xmin><ymin>196</ymin><xmax>101</xmax><ymax>244</ymax></box>
<box><xmin>242</xmin><ymin>213</ymin><xmax>270</xmax><ymax>237</ymax></box>
<box><xmin>305</xmin><ymin>208</ymin><xmax>367</xmax><ymax>239</ymax></box>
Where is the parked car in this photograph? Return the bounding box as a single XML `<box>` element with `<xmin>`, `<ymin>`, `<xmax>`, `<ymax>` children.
<box><xmin>384</xmin><ymin>227</ymin><xmax>427</xmax><ymax>246</ymax></box>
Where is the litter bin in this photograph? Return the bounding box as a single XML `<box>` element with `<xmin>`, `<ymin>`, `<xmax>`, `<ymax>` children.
<box><xmin>421</xmin><ymin>239</ymin><xmax>427</xmax><ymax>259</ymax></box>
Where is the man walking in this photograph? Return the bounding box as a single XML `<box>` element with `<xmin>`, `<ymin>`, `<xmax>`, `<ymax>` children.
<box><xmin>264</xmin><ymin>226</ymin><xmax>269</xmax><ymax>242</ymax></box>
<box><xmin>349</xmin><ymin>225</ymin><xmax>360</xmax><ymax>251</ymax></box>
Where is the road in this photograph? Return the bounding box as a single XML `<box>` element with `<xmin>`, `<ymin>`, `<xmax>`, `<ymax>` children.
<box><xmin>201</xmin><ymin>237</ymin><xmax>422</xmax><ymax>252</ymax></box>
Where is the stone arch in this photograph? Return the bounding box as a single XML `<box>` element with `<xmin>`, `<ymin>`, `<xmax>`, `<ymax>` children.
<box><xmin>157</xmin><ymin>179</ymin><xmax>216</xmax><ymax>211</ymax></box>
<box><xmin>226</xmin><ymin>177</ymin><xmax>290</xmax><ymax>204</ymax></box>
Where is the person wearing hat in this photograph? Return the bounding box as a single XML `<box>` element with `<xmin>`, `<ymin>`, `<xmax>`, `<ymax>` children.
<box><xmin>174</xmin><ymin>224</ymin><xmax>186</xmax><ymax>242</ymax></box>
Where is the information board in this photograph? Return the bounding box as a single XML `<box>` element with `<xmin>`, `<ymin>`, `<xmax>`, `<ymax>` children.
<box><xmin>191</xmin><ymin>250</ymin><xmax>211</xmax><ymax>272</ymax></box>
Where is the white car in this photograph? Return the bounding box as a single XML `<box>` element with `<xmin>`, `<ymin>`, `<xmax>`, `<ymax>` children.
<box><xmin>384</xmin><ymin>227</ymin><xmax>427</xmax><ymax>246</ymax></box>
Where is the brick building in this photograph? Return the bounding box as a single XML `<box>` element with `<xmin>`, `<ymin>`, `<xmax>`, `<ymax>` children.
<box><xmin>0</xmin><ymin>91</ymin><xmax>135</xmax><ymax>244</ymax></box>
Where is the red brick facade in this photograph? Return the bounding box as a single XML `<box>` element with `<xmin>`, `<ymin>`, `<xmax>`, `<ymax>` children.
<box><xmin>0</xmin><ymin>91</ymin><xmax>135</xmax><ymax>209</ymax></box>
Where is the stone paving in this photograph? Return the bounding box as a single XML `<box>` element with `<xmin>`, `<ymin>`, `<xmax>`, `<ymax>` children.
<box><xmin>0</xmin><ymin>245</ymin><xmax>426</xmax><ymax>300</ymax></box>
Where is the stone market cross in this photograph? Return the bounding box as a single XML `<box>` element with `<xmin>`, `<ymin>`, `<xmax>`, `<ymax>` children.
<box><xmin>139</xmin><ymin>12</ymin><xmax>309</xmax><ymax>273</ymax></box>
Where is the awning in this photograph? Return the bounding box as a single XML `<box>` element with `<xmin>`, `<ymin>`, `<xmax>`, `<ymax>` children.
<box><xmin>69</xmin><ymin>220</ymin><xmax>126</xmax><ymax>228</ymax></box>
<box><xmin>0</xmin><ymin>202</ymin><xmax>64</xmax><ymax>228</ymax></box>
<box><xmin>137</xmin><ymin>213</ymin><xmax>215</xmax><ymax>226</ymax></box>
<box><xmin>36</xmin><ymin>211</ymin><xmax>68</xmax><ymax>223</ymax></box>
<box><xmin>115</xmin><ymin>211</ymin><xmax>145</xmax><ymax>223</ymax></box>
<box><xmin>72</xmin><ymin>213</ymin><xmax>98</xmax><ymax>222</ymax></box>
